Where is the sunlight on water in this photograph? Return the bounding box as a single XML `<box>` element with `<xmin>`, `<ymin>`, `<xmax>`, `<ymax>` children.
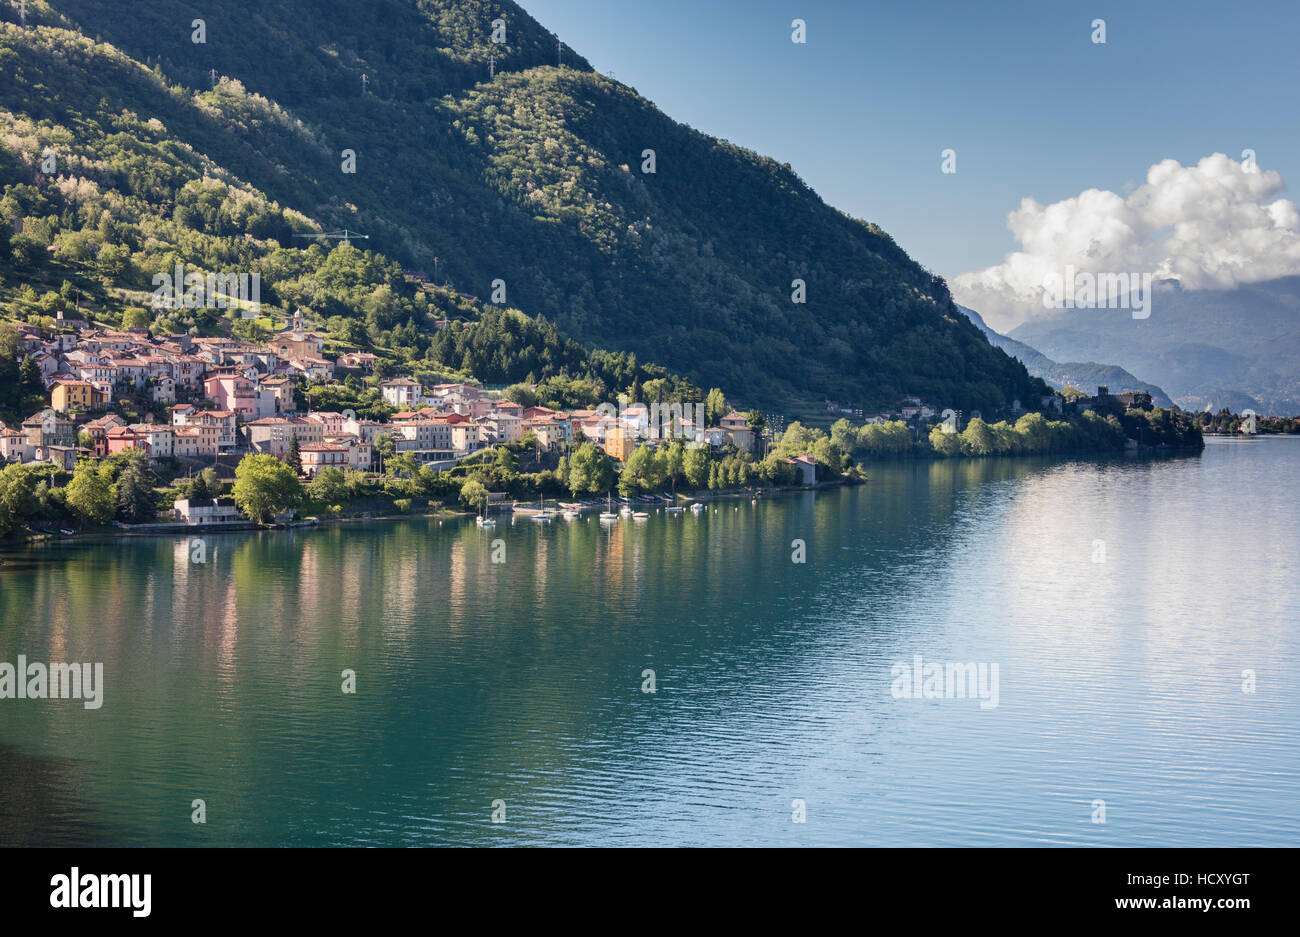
<box><xmin>1</xmin><ymin>439</ymin><xmax>1296</xmax><ymax>846</ymax></box>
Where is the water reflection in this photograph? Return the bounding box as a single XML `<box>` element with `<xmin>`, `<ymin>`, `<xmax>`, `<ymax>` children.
<box><xmin>1</xmin><ymin>443</ymin><xmax>1296</xmax><ymax>846</ymax></box>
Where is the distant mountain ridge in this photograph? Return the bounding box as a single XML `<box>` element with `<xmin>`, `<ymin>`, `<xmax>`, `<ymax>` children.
<box><xmin>0</xmin><ymin>0</ymin><xmax>1047</xmax><ymax>415</ymax></box>
<box><xmin>958</xmin><ymin>305</ymin><xmax>1174</xmax><ymax>407</ymax></box>
<box><xmin>1007</xmin><ymin>278</ymin><xmax>1300</xmax><ymax>416</ymax></box>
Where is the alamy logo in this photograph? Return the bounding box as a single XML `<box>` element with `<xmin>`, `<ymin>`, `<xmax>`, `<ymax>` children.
<box><xmin>594</xmin><ymin>396</ymin><xmax>706</xmax><ymax>442</ymax></box>
<box><xmin>50</xmin><ymin>868</ymin><xmax>151</xmax><ymax>917</ymax></box>
<box><xmin>0</xmin><ymin>655</ymin><xmax>104</xmax><ymax>709</ymax></box>
<box><xmin>890</xmin><ymin>654</ymin><xmax>999</xmax><ymax>709</ymax></box>
<box><xmin>151</xmin><ymin>263</ymin><xmax>260</xmax><ymax>316</ymax></box>
<box><xmin>1041</xmin><ymin>265</ymin><xmax>1152</xmax><ymax>319</ymax></box>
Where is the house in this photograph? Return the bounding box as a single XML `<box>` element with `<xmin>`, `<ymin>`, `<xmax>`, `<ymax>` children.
<box><xmin>289</xmin><ymin>356</ymin><xmax>334</xmax><ymax>382</ymax></box>
<box><xmin>34</xmin><ymin>445</ymin><xmax>77</xmax><ymax>471</ymax></box>
<box><xmin>787</xmin><ymin>453</ymin><xmax>816</xmax><ymax>486</ymax></box>
<box><xmin>22</xmin><ymin>410</ymin><xmax>75</xmax><ymax>448</ymax></box>
<box><xmin>429</xmin><ymin>382</ymin><xmax>480</xmax><ymax>401</ymax></box>
<box><xmin>394</xmin><ymin>420</ymin><xmax>455</xmax><ymax>457</ymax></box>
<box><xmin>604</xmin><ymin>425</ymin><xmax>637</xmax><ymax>462</ymax></box>
<box><xmin>450</xmin><ymin>422</ymin><xmax>484</xmax><ymax>453</ymax></box>
<box><xmin>483</xmin><ymin>411</ymin><xmax>523</xmax><ymax>444</ymax></box>
<box><xmin>719</xmin><ymin>411</ymin><xmax>754</xmax><ymax>451</ymax></box>
<box><xmin>336</xmin><ymin>352</ymin><xmax>378</xmax><ymax>371</ymax></box>
<box><xmin>524</xmin><ymin>415</ymin><xmax>569</xmax><ymax>449</ymax></box>
<box><xmin>245</xmin><ymin>417</ymin><xmax>323</xmax><ymax>457</ymax></box>
<box><xmin>81</xmin><ymin>414</ymin><xmax>128</xmax><ymax>457</ymax></box>
<box><xmin>50</xmin><ymin>379</ymin><xmax>107</xmax><ymax>413</ymax></box>
<box><xmin>204</xmin><ymin>373</ymin><xmax>257</xmax><ymax>418</ymax></box>
<box><xmin>149</xmin><ymin>375</ymin><xmax>176</xmax><ymax>404</ymax></box>
<box><xmin>323</xmin><ymin>435</ymin><xmax>372</xmax><ymax>472</ymax></box>
<box><xmin>104</xmin><ymin>425</ymin><xmax>151</xmax><ymax>456</ymax></box>
<box><xmin>304</xmin><ymin>411</ymin><xmax>348</xmax><ymax>436</ymax></box>
<box><xmin>173</xmin><ymin>497</ymin><xmax>242</xmax><ymax>525</ymax></box>
<box><xmin>258</xmin><ymin>375</ymin><xmax>296</xmax><ymax>414</ymax></box>
<box><xmin>179</xmin><ymin>409</ymin><xmax>238</xmax><ymax>451</ymax></box>
<box><xmin>0</xmin><ymin>428</ymin><xmax>34</xmax><ymax>463</ymax></box>
<box><xmin>298</xmin><ymin>442</ymin><xmax>349</xmax><ymax>476</ymax></box>
<box><xmin>130</xmin><ymin>423</ymin><xmax>174</xmax><ymax>460</ymax></box>
<box><xmin>381</xmin><ymin>377</ymin><xmax>422</xmax><ymax>407</ymax></box>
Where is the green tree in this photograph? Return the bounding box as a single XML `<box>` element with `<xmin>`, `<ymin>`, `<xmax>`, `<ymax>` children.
<box><xmin>929</xmin><ymin>424</ymin><xmax>963</xmax><ymax>457</ymax></box>
<box><xmin>286</xmin><ymin>433</ymin><xmax>302</xmax><ymax>474</ymax></box>
<box><xmin>460</xmin><ymin>478</ymin><xmax>489</xmax><ymax>513</ymax></box>
<box><xmin>960</xmin><ymin>417</ymin><xmax>996</xmax><ymax>456</ymax></box>
<box><xmin>232</xmin><ymin>454</ymin><xmax>301</xmax><ymax>523</ymax></box>
<box><xmin>705</xmin><ymin>388</ymin><xmax>727</xmax><ymax>426</ymax></box>
<box><xmin>121</xmin><ymin>306</ymin><xmax>151</xmax><ymax>330</ymax></box>
<box><xmin>65</xmin><ymin>460</ymin><xmax>117</xmax><ymax>525</ymax></box>
<box><xmin>567</xmin><ymin>441</ymin><xmax>613</xmax><ymax>496</ymax></box>
<box><xmin>307</xmin><ymin>466</ymin><xmax>347</xmax><ymax>504</ymax></box>
<box><xmin>373</xmin><ymin>432</ymin><xmax>396</xmax><ymax>472</ymax></box>
<box><xmin>618</xmin><ymin>445</ymin><xmax>652</xmax><ymax>495</ymax></box>
<box><xmin>664</xmin><ymin>441</ymin><xmax>685</xmax><ymax>495</ymax></box>
<box><xmin>116</xmin><ymin>463</ymin><xmax>154</xmax><ymax>522</ymax></box>
<box><xmin>683</xmin><ymin>446</ymin><xmax>710</xmax><ymax>489</ymax></box>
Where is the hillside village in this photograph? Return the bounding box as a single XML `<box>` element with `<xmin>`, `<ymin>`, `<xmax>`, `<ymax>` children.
<box><xmin>0</xmin><ymin>290</ymin><xmax>1207</xmax><ymax>538</ymax></box>
<box><xmin>1</xmin><ymin>305</ymin><xmax>856</xmax><ymax>526</ymax></box>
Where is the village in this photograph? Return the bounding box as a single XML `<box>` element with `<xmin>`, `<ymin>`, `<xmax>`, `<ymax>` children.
<box><xmin>0</xmin><ymin>307</ymin><xmax>862</xmax><ymax>527</ymax></box>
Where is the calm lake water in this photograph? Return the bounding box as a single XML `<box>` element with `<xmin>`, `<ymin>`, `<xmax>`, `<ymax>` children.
<box><xmin>1</xmin><ymin>438</ymin><xmax>1297</xmax><ymax>847</ymax></box>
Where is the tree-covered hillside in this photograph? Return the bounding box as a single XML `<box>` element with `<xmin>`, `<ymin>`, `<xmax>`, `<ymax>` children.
<box><xmin>0</xmin><ymin>1</ymin><xmax>1047</xmax><ymax>413</ymax></box>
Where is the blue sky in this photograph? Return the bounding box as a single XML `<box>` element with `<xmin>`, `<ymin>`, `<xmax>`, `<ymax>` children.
<box><xmin>523</xmin><ymin>0</ymin><xmax>1300</xmax><ymax>287</ymax></box>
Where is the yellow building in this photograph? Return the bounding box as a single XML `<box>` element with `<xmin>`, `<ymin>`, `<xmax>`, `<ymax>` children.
<box><xmin>51</xmin><ymin>380</ymin><xmax>106</xmax><ymax>413</ymax></box>
<box><xmin>604</xmin><ymin>425</ymin><xmax>637</xmax><ymax>462</ymax></box>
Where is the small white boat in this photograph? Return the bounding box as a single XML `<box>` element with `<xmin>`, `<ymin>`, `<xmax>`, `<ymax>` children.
<box><xmin>562</xmin><ymin>509</ymin><xmax>579</xmax><ymax>520</ymax></box>
<box><xmin>477</xmin><ymin>516</ymin><xmax>496</xmax><ymax>528</ymax></box>
<box><xmin>599</xmin><ymin>493</ymin><xmax>619</xmax><ymax>521</ymax></box>
<box><xmin>690</xmin><ymin>502</ymin><xmax>705</xmax><ymax>513</ymax></box>
<box><xmin>531</xmin><ymin>495</ymin><xmax>554</xmax><ymax>521</ymax></box>
<box><xmin>620</xmin><ymin>506</ymin><xmax>632</xmax><ymax>516</ymax></box>
<box><xmin>632</xmin><ymin>511</ymin><xmax>649</xmax><ymax>520</ymax></box>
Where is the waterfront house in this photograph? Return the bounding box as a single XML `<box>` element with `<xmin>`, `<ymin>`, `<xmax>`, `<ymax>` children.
<box><xmin>173</xmin><ymin>497</ymin><xmax>242</xmax><ymax>525</ymax></box>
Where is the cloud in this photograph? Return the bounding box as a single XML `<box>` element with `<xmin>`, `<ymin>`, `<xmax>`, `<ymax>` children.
<box><xmin>952</xmin><ymin>153</ymin><xmax>1300</xmax><ymax>331</ymax></box>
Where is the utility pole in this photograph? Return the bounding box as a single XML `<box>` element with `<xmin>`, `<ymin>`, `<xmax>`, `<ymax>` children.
<box><xmin>361</xmin><ymin>73</ymin><xmax>368</xmax><ymax>95</ymax></box>
<box><xmin>488</xmin><ymin>55</ymin><xmax>495</xmax><ymax>79</ymax></box>
<box><xmin>19</xmin><ymin>0</ymin><xmax>27</xmax><ymax>27</ymax></box>
<box><xmin>557</xmin><ymin>40</ymin><xmax>563</xmax><ymax>66</ymax></box>
<box><xmin>210</xmin><ymin>68</ymin><xmax>217</xmax><ymax>88</ymax></box>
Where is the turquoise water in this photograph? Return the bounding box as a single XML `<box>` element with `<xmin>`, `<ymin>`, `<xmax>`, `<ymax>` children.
<box><xmin>1</xmin><ymin>438</ymin><xmax>1297</xmax><ymax>846</ymax></box>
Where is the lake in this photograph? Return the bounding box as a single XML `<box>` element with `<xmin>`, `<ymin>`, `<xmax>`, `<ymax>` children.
<box><xmin>1</xmin><ymin>438</ymin><xmax>1297</xmax><ymax>846</ymax></box>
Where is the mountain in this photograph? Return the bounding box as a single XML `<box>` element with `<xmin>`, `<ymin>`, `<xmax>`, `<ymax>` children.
<box><xmin>0</xmin><ymin>1</ymin><xmax>1047</xmax><ymax>415</ymax></box>
<box><xmin>958</xmin><ymin>306</ymin><xmax>1174</xmax><ymax>408</ymax></box>
<box><xmin>1008</xmin><ymin>278</ymin><xmax>1300</xmax><ymax>415</ymax></box>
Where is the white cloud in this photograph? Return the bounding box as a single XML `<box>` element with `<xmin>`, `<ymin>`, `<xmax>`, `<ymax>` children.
<box><xmin>952</xmin><ymin>153</ymin><xmax>1300</xmax><ymax>331</ymax></box>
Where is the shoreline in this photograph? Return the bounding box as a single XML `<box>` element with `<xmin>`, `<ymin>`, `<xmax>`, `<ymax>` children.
<box><xmin>1</xmin><ymin>480</ymin><xmax>853</xmax><ymax>554</ymax></box>
<box><xmin>4</xmin><ymin>442</ymin><xmax>1218</xmax><ymax>555</ymax></box>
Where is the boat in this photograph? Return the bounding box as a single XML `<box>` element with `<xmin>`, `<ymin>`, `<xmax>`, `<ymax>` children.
<box><xmin>632</xmin><ymin>510</ymin><xmax>649</xmax><ymax>520</ymax></box>
<box><xmin>600</xmin><ymin>493</ymin><xmax>619</xmax><ymax>521</ymax></box>
<box><xmin>690</xmin><ymin>502</ymin><xmax>705</xmax><ymax>513</ymax></box>
<box><xmin>531</xmin><ymin>495</ymin><xmax>554</xmax><ymax>521</ymax></box>
<box><xmin>619</xmin><ymin>501</ymin><xmax>632</xmax><ymax>516</ymax></box>
<box><xmin>562</xmin><ymin>508</ymin><xmax>579</xmax><ymax>519</ymax></box>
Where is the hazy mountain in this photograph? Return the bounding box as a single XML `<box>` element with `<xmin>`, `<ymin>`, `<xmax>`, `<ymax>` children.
<box><xmin>958</xmin><ymin>306</ymin><xmax>1174</xmax><ymax>407</ymax></box>
<box><xmin>0</xmin><ymin>0</ymin><xmax>1047</xmax><ymax>414</ymax></box>
<box><xmin>1008</xmin><ymin>278</ymin><xmax>1300</xmax><ymax>415</ymax></box>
